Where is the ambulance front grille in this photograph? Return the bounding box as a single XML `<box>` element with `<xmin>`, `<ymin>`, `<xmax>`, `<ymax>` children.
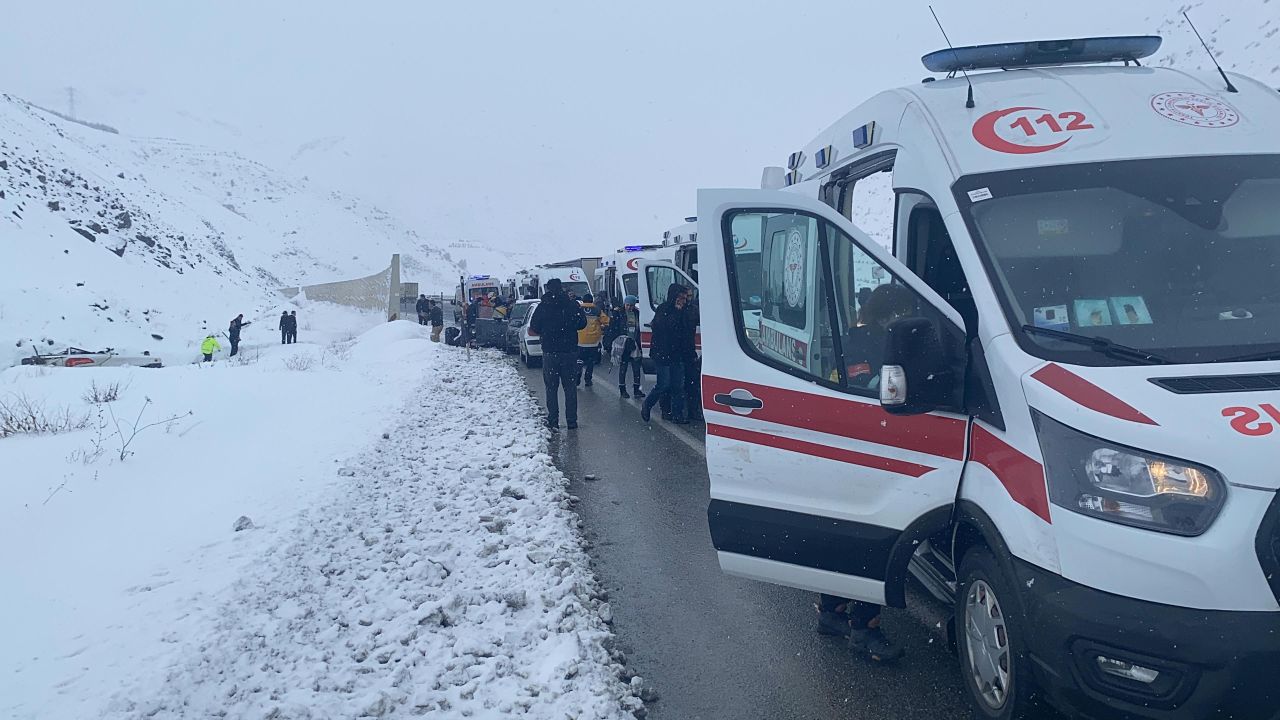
<box><xmin>1150</xmin><ymin>373</ymin><xmax>1280</xmax><ymax>394</ymax></box>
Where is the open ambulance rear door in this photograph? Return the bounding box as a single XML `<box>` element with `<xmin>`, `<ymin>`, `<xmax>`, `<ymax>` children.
<box><xmin>698</xmin><ymin>188</ymin><xmax>969</xmax><ymax>606</ymax></box>
<box><xmin>636</xmin><ymin>260</ymin><xmax>700</xmax><ymax>366</ymax></box>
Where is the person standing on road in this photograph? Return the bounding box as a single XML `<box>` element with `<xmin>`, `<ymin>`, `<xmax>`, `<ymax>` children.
<box><xmin>416</xmin><ymin>294</ymin><xmax>430</xmax><ymax>325</ymax></box>
<box><xmin>575</xmin><ymin>293</ymin><xmax>609</xmax><ymax>388</ymax></box>
<box><xmin>641</xmin><ymin>284</ymin><xmax>690</xmax><ymax>424</ymax></box>
<box><xmin>228</xmin><ymin>314</ymin><xmax>251</xmax><ymax>356</ymax></box>
<box><xmin>278</xmin><ymin>311</ymin><xmax>290</xmax><ymax>345</ymax></box>
<box><xmin>528</xmin><ymin>278</ymin><xmax>586</xmax><ymax>431</ymax></box>
<box><xmin>611</xmin><ymin>295</ymin><xmax>645</xmax><ymax>399</ymax></box>
<box><xmin>286</xmin><ymin>311</ymin><xmax>299</xmax><ymax>344</ymax></box>
<box><xmin>429</xmin><ymin>301</ymin><xmax>445</xmax><ymax>342</ymax></box>
<box><xmin>816</xmin><ymin>594</ymin><xmax>903</xmax><ymax>664</ymax></box>
<box><xmin>200</xmin><ymin>334</ymin><xmax>221</xmax><ymax>362</ymax></box>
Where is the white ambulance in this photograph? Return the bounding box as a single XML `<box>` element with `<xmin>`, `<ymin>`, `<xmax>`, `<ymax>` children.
<box><xmin>595</xmin><ymin>244</ymin><xmax>664</xmax><ymax>308</ymax></box>
<box><xmin>519</xmin><ymin>265</ymin><xmax>591</xmax><ymax>301</ymax></box>
<box><xmin>698</xmin><ymin>36</ymin><xmax>1280</xmax><ymax>719</ymax></box>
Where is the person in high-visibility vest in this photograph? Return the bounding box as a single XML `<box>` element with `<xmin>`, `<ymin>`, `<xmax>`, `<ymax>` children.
<box><xmin>200</xmin><ymin>334</ymin><xmax>221</xmax><ymax>362</ymax></box>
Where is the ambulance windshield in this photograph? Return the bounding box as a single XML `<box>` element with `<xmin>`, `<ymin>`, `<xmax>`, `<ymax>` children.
<box><xmin>959</xmin><ymin>155</ymin><xmax>1280</xmax><ymax>365</ymax></box>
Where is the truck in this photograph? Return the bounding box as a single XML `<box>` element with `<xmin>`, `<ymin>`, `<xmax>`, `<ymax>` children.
<box><xmin>697</xmin><ymin>35</ymin><xmax>1280</xmax><ymax>720</ymax></box>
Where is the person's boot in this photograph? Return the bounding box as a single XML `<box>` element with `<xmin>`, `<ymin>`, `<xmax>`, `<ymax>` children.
<box><xmin>641</xmin><ymin>403</ymin><xmax>652</xmax><ymax>422</ymax></box>
<box><xmin>585</xmin><ymin>373</ymin><xmax>593</xmax><ymax>387</ymax></box>
<box><xmin>816</xmin><ymin>611</ymin><xmax>851</xmax><ymax>638</ymax></box>
<box><xmin>546</xmin><ymin>418</ymin><xmax>560</xmax><ymax>433</ymax></box>
<box><xmin>620</xmin><ymin>385</ymin><xmax>630</xmax><ymax>399</ymax></box>
<box><xmin>848</xmin><ymin>620</ymin><xmax>904</xmax><ymax>664</ymax></box>
<box><xmin>632</xmin><ymin>385</ymin><xmax>646</xmax><ymax>398</ymax></box>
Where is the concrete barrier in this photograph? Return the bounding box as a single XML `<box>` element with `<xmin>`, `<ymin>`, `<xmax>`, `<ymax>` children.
<box><xmin>279</xmin><ymin>255</ymin><xmax>401</xmax><ymax>320</ymax></box>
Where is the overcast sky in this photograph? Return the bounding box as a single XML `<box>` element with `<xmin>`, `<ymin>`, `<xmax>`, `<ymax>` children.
<box><xmin>0</xmin><ymin>0</ymin><xmax>1263</xmax><ymax>259</ymax></box>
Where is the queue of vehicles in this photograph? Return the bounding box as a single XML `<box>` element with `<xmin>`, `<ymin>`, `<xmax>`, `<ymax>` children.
<box><xmin>450</xmin><ymin>33</ymin><xmax>1280</xmax><ymax>720</ymax></box>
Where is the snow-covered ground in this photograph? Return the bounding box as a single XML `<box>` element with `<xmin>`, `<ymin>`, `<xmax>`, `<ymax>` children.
<box><xmin>0</xmin><ymin>316</ymin><xmax>632</xmax><ymax>719</ymax></box>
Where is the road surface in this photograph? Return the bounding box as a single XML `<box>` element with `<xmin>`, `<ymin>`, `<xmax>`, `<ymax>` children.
<box><xmin>511</xmin><ymin>354</ymin><xmax>972</xmax><ymax>720</ymax></box>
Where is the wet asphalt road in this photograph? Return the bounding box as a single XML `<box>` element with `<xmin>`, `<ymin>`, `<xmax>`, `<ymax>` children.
<box><xmin>509</xmin><ymin>353</ymin><xmax>972</xmax><ymax>720</ymax></box>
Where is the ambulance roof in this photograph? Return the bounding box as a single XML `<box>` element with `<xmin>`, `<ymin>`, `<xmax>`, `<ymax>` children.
<box><xmin>791</xmin><ymin>63</ymin><xmax>1280</xmax><ymax>185</ymax></box>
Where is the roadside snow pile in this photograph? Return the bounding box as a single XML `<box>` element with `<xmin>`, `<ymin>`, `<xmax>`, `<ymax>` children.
<box><xmin>0</xmin><ymin>327</ymin><xmax>634</xmax><ymax>718</ymax></box>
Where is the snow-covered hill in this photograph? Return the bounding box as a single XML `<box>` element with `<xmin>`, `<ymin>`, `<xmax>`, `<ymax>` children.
<box><xmin>0</xmin><ymin>94</ymin><xmax>467</xmax><ymax>365</ymax></box>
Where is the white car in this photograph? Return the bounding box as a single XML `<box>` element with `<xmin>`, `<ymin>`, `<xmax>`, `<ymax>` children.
<box><xmin>20</xmin><ymin>347</ymin><xmax>162</xmax><ymax>368</ymax></box>
<box><xmin>507</xmin><ymin>300</ymin><xmax>541</xmax><ymax>367</ymax></box>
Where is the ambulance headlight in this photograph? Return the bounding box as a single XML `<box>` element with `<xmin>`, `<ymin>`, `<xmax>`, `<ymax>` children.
<box><xmin>1033</xmin><ymin>412</ymin><xmax>1225</xmax><ymax>536</ymax></box>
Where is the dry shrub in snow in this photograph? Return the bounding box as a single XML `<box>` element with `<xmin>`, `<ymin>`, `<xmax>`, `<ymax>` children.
<box><xmin>82</xmin><ymin>379</ymin><xmax>123</xmax><ymax>404</ymax></box>
<box><xmin>0</xmin><ymin>394</ymin><xmax>89</xmax><ymax>439</ymax></box>
<box><xmin>283</xmin><ymin>354</ymin><xmax>317</xmax><ymax>371</ymax></box>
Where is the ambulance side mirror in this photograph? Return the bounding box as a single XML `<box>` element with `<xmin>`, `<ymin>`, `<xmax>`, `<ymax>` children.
<box><xmin>879</xmin><ymin>317</ymin><xmax>958</xmax><ymax>415</ymax></box>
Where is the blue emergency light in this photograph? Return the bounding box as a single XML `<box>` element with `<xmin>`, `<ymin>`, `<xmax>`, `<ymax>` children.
<box><xmin>815</xmin><ymin>144</ymin><xmax>834</xmax><ymax>168</ymax></box>
<box><xmin>922</xmin><ymin>36</ymin><xmax>1162</xmax><ymax>73</ymax></box>
<box><xmin>852</xmin><ymin>122</ymin><xmax>875</xmax><ymax>149</ymax></box>
<box><xmin>624</xmin><ymin>245</ymin><xmax>644</xmax><ymax>252</ymax></box>
<box><xmin>469</xmin><ymin>274</ymin><xmax>490</xmax><ymax>280</ymax></box>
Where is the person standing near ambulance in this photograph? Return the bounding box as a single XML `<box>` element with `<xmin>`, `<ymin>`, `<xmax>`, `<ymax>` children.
<box><xmin>575</xmin><ymin>293</ymin><xmax>609</xmax><ymax>387</ymax></box>
<box><xmin>611</xmin><ymin>295</ymin><xmax>646</xmax><ymax>399</ymax></box>
<box><xmin>641</xmin><ymin>283</ymin><xmax>691</xmax><ymax>424</ymax></box>
<box><xmin>528</xmin><ymin>278</ymin><xmax>587</xmax><ymax>431</ymax></box>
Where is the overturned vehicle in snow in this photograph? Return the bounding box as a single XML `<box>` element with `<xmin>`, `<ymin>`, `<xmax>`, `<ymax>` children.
<box><xmin>19</xmin><ymin>347</ymin><xmax>162</xmax><ymax>369</ymax></box>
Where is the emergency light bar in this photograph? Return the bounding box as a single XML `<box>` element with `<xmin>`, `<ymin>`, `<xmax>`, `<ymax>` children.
<box><xmin>922</xmin><ymin>35</ymin><xmax>1162</xmax><ymax>73</ymax></box>
<box><xmin>624</xmin><ymin>245</ymin><xmax>644</xmax><ymax>252</ymax></box>
<box><xmin>469</xmin><ymin>274</ymin><xmax>491</xmax><ymax>280</ymax></box>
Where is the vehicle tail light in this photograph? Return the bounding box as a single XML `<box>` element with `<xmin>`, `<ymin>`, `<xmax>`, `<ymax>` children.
<box><xmin>64</xmin><ymin>357</ymin><xmax>95</xmax><ymax>367</ymax></box>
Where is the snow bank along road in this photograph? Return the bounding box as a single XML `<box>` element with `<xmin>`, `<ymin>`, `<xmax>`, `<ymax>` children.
<box><xmin>2</xmin><ymin>319</ymin><xmax>633</xmax><ymax>719</ymax></box>
<box><xmin>515</xmin><ymin>359</ymin><xmax>975</xmax><ymax>720</ymax></box>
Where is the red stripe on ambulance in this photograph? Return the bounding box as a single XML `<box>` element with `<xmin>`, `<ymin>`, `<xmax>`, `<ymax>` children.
<box><xmin>969</xmin><ymin>425</ymin><xmax>1052</xmax><ymax>524</ymax></box>
<box><xmin>1031</xmin><ymin>363</ymin><xmax>1158</xmax><ymax>425</ymax></box>
<box><xmin>701</xmin><ymin>375</ymin><xmax>967</xmax><ymax>460</ymax></box>
<box><xmin>706</xmin><ymin>423</ymin><xmax>937</xmax><ymax>478</ymax></box>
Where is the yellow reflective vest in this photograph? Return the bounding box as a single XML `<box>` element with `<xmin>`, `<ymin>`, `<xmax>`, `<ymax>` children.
<box><xmin>201</xmin><ymin>336</ymin><xmax>221</xmax><ymax>354</ymax></box>
<box><xmin>577</xmin><ymin>302</ymin><xmax>610</xmax><ymax>347</ymax></box>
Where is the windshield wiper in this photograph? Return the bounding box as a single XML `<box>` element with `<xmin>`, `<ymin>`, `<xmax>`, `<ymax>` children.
<box><xmin>1020</xmin><ymin>325</ymin><xmax>1173</xmax><ymax>365</ymax></box>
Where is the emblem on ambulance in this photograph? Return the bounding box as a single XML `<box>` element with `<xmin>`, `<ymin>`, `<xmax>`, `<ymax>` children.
<box><xmin>1150</xmin><ymin>92</ymin><xmax>1239</xmax><ymax>128</ymax></box>
<box><xmin>783</xmin><ymin>227</ymin><xmax>805</xmax><ymax>309</ymax></box>
<box><xmin>626</xmin><ymin>258</ymin><xmax>640</xmax><ymax>271</ymax></box>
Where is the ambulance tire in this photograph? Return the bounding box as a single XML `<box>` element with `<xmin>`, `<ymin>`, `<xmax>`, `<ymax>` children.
<box><xmin>955</xmin><ymin>548</ymin><xmax>1038</xmax><ymax>720</ymax></box>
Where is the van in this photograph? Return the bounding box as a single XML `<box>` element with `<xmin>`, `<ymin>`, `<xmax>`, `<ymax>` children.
<box><xmin>698</xmin><ymin>36</ymin><xmax>1280</xmax><ymax>719</ymax></box>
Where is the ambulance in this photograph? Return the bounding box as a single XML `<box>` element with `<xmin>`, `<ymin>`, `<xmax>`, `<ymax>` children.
<box><xmin>595</xmin><ymin>244</ymin><xmax>663</xmax><ymax>308</ymax></box>
<box><xmin>698</xmin><ymin>36</ymin><xmax>1280</xmax><ymax>719</ymax></box>
<box><xmin>661</xmin><ymin>218</ymin><xmax>700</xmax><ymax>282</ymax></box>
<box><xmin>518</xmin><ymin>265</ymin><xmax>591</xmax><ymax>301</ymax></box>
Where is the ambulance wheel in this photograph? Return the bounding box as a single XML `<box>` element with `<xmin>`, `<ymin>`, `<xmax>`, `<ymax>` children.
<box><xmin>956</xmin><ymin>548</ymin><xmax>1037</xmax><ymax>720</ymax></box>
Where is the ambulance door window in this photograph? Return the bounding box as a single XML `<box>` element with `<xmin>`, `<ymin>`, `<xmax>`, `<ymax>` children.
<box><xmin>645</xmin><ymin>265</ymin><xmax>694</xmax><ymax>309</ymax></box>
<box><xmin>900</xmin><ymin>193</ymin><xmax>977</xmax><ymax>335</ymax></box>
<box><xmin>825</xmin><ymin>221</ymin><xmax>958</xmax><ymax>393</ymax></box>
<box><xmin>725</xmin><ymin>211</ymin><xmax>841</xmax><ymax>383</ymax></box>
<box><xmin>838</xmin><ymin>166</ymin><xmax>895</xmax><ymax>252</ymax></box>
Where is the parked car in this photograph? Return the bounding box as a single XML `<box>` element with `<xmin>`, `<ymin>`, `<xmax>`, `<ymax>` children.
<box><xmin>20</xmin><ymin>347</ymin><xmax>162</xmax><ymax>368</ymax></box>
<box><xmin>507</xmin><ymin>300</ymin><xmax>541</xmax><ymax>367</ymax></box>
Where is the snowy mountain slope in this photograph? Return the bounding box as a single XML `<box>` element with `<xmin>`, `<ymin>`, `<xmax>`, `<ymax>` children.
<box><xmin>0</xmin><ymin>94</ymin><xmax>465</xmax><ymax>364</ymax></box>
<box><xmin>443</xmin><ymin>239</ymin><xmax>539</xmax><ymax>281</ymax></box>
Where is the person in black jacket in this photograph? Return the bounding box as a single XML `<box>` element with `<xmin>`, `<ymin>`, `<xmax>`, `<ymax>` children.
<box><xmin>641</xmin><ymin>283</ymin><xmax>691</xmax><ymax>424</ymax></box>
<box><xmin>278</xmin><ymin>311</ymin><xmax>290</xmax><ymax>345</ymax></box>
<box><xmin>528</xmin><ymin>278</ymin><xmax>587</xmax><ymax>431</ymax></box>
<box><xmin>429</xmin><ymin>301</ymin><xmax>445</xmax><ymax>342</ymax></box>
<box><xmin>287</xmin><ymin>310</ymin><xmax>298</xmax><ymax>343</ymax></box>
<box><xmin>228</xmin><ymin>314</ymin><xmax>250</xmax><ymax>356</ymax></box>
<box><xmin>415</xmin><ymin>294</ymin><xmax>430</xmax><ymax>325</ymax></box>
